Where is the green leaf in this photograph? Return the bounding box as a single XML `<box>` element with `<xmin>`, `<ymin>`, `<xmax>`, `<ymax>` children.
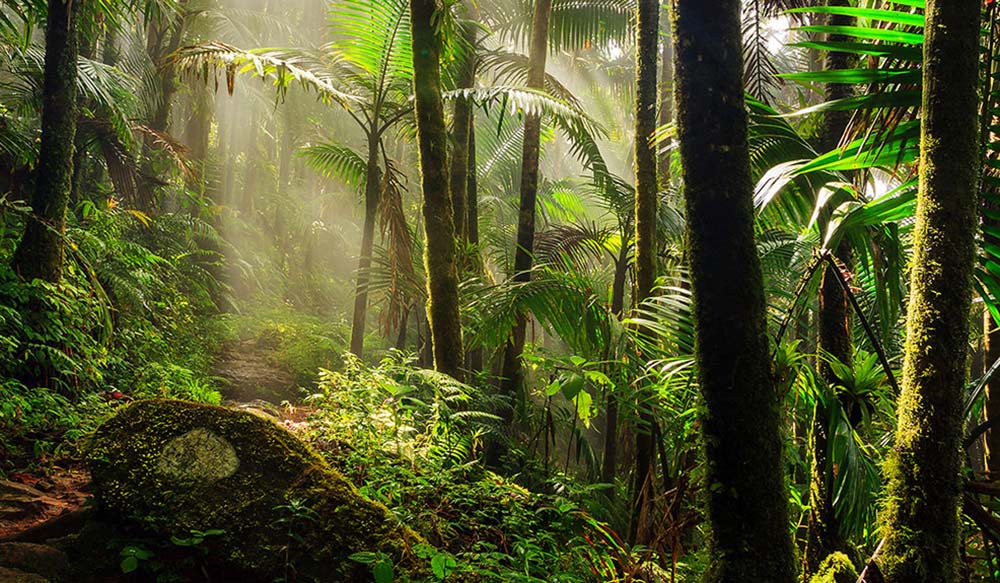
<box><xmin>560</xmin><ymin>373</ymin><xmax>585</xmax><ymax>400</ymax></box>
<box><xmin>373</xmin><ymin>559</ymin><xmax>394</xmax><ymax>583</ymax></box>
<box><xmin>575</xmin><ymin>390</ymin><xmax>594</xmax><ymax>428</ymax></box>
<box><xmin>120</xmin><ymin>556</ymin><xmax>138</xmax><ymax>574</ymax></box>
<box><xmin>431</xmin><ymin>554</ymin><xmax>457</xmax><ymax>580</ymax></box>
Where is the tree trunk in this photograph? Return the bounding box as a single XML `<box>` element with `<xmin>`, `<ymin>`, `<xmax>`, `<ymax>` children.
<box><xmin>672</xmin><ymin>1</ymin><xmax>797</xmax><ymax>581</ymax></box>
<box><xmin>499</xmin><ymin>0</ymin><xmax>553</xmax><ymax>421</ymax></box>
<box><xmin>630</xmin><ymin>0</ymin><xmax>659</xmax><ymax>546</ymax></box>
<box><xmin>805</xmin><ymin>1</ymin><xmax>855</xmax><ymax>574</ymax></box>
<box><xmin>349</xmin><ymin>136</ymin><xmax>382</xmax><ymax>359</ymax></box>
<box><xmin>449</xmin><ymin>23</ymin><xmax>476</xmax><ymax>243</ymax></box>
<box><xmin>12</xmin><ymin>0</ymin><xmax>79</xmax><ymax>283</ymax></box>
<box><xmin>467</xmin><ymin>125</ymin><xmax>480</xmax><ymax>248</ymax></box>
<box><xmin>410</xmin><ymin>0</ymin><xmax>465</xmax><ymax>380</ymax></box>
<box><xmin>467</xmin><ymin>125</ymin><xmax>485</xmax><ymax>373</ymax></box>
<box><xmin>880</xmin><ymin>2</ymin><xmax>981</xmax><ymax>582</ymax></box>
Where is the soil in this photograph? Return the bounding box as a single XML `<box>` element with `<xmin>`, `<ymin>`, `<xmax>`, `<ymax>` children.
<box><xmin>213</xmin><ymin>340</ymin><xmax>301</xmax><ymax>403</ymax></box>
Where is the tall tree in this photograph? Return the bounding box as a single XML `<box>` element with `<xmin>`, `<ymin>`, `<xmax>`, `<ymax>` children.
<box><xmin>880</xmin><ymin>1</ymin><xmax>981</xmax><ymax>581</ymax></box>
<box><xmin>449</xmin><ymin>19</ymin><xmax>477</xmax><ymax>243</ymax></box>
<box><xmin>805</xmin><ymin>0</ymin><xmax>855</xmax><ymax>574</ymax></box>
<box><xmin>11</xmin><ymin>0</ymin><xmax>80</xmax><ymax>283</ymax></box>
<box><xmin>410</xmin><ymin>0</ymin><xmax>465</xmax><ymax>380</ymax></box>
<box><xmin>672</xmin><ymin>0</ymin><xmax>797</xmax><ymax>581</ymax></box>
<box><xmin>629</xmin><ymin>0</ymin><xmax>659</xmax><ymax>545</ymax></box>
<box><xmin>499</xmin><ymin>0</ymin><xmax>553</xmax><ymax>418</ymax></box>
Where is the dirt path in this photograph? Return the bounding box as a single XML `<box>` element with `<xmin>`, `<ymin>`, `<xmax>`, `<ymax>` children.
<box><xmin>213</xmin><ymin>340</ymin><xmax>302</xmax><ymax>404</ymax></box>
<box><xmin>0</xmin><ymin>344</ymin><xmax>309</xmax><ymax>560</ymax></box>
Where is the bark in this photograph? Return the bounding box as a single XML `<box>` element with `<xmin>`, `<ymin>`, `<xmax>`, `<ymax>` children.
<box><xmin>410</xmin><ymin>0</ymin><xmax>465</xmax><ymax>380</ymax></box>
<box><xmin>672</xmin><ymin>1</ymin><xmax>797</xmax><ymax>581</ymax></box>
<box><xmin>449</xmin><ymin>24</ymin><xmax>477</xmax><ymax>242</ymax></box>
<box><xmin>12</xmin><ymin>0</ymin><xmax>80</xmax><ymax>283</ymax></box>
<box><xmin>806</xmin><ymin>1</ymin><xmax>856</xmax><ymax>574</ymax></box>
<box><xmin>467</xmin><ymin>125</ymin><xmax>485</xmax><ymax>373</ymax></box>
<box><xmin>349</xmin><ymin>136</ymin><xmax>382</xmax><ymax>358</ymax></box>
<box><xmin>499</xmin><ymin>0</ymin><xmax>553</xmax><ymax>418</ymax></box>
<box><xmin>467</xmin><ymin>125</ymin><xmax>480</xmax><ymax>248</ymax></box>
<box><xmin>184</xmin><ymin>86</ymin><xmax>212</xmax><ymax>167</ymax></box>
<box><xmin>630</xmin><ymin>0</ymin><xmax>659</xmax><ymax>546</ymax></box>
<box><xmin>880</xmin><ymin>2</ymin><xmax>982</xmax><ymax>582</ymax></box>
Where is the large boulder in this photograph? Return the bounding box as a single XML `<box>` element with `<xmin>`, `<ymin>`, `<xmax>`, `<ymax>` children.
<box><xmin>0</xmin><ymin>543</ymin><xmax>69</xmax><ymax>580</ymax></box>
<box><xmin>86</xmin><ymin>399</ymin><xmax>428</xmax><ymax>582</ymax></box>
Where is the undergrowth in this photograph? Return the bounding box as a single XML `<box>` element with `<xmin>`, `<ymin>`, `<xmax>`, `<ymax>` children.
<box><xmin>301</xmin><ymin>353</ymin><xmax>679</xmax><ymax>582</ymax></box>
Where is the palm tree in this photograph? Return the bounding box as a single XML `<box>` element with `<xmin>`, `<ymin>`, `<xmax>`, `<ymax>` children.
<box><xmin>175</xmin><ymin>0</ymin><xmax>413</xmax><ymax>359</ymax></box>
<box><xmin>672</xmin><ymin>0</ymin><xmax>797</xmax><ymax>580</ymax></box>
<box><xmin>409</xmin><ymin>0</ymin><xmax>464</xmax><ymax>379</ymax></box>
<box><xmin>499</xmin><ymin>0</ymin><xmax>554</xmax><ymax>422</ymax></box>
<box><xmin>880</xmin><ymin>1</ymin><xmax>982</xmax><ymax>581</ymax></box>
<box><xmin>12</xmin><ymin>0</ymin><xmax>80</xmax><ymax>283</ymax></box>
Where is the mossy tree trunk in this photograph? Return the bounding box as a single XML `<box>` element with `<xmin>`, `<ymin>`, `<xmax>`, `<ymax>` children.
<box><xmin>349</xmin><ymin>137</ymin><xmax>382</xmax><ymax>359</ymax></box>
<box><xmin>806</xmin><ymin>0</ymin><xmax>855</xmax><ymax>575</ymax></box>
<box><xmin>12</xmin><ymin>0</ymin><xmax>80</xmax><ymax>283</ymax></box>
<box><xmin>629</xmin><ymin>0</ymin><xmax>659</xmax><ymax>546</ymax></box>
<box><xmin>672</xmin><ymin>0</ymin><xmax>797</xmax><ymax>581</ymax></box>
<box><xmin>499</xmin><ymin>0</ymin><xmax>553</xmax><ymax>420</ymax></box>
<box><xmin>410</xmin><ymin>0</ymin><xmax>465</xmax><ymax>380</ymax></box>
<box><xmin>879</xmin><ymin>1</ymin><xmax>981</xmax><ymax>581</ymax></box>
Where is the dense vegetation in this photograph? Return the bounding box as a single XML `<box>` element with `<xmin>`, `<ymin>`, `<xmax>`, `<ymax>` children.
<box><xmin>0</xmin><ymin>0</ymin><xmax>998</xmax><ymax>581</ymax></box>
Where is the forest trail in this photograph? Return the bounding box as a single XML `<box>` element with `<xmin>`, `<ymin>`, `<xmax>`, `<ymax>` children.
<box><xmin>213</xmin><ymin>339</ymin><xmax>302</xmax><ymax>404</ymax></box>
<box><xmin>0</xmin><ymin>344</ymin><xmax>311</xmax><ymax>581</ymax></box>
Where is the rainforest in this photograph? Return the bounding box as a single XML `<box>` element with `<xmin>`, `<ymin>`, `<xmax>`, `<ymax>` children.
<box><xmin>0</xmin><ymin>0</ymin><xmax>992</xmax><ymax>582</ymax></box>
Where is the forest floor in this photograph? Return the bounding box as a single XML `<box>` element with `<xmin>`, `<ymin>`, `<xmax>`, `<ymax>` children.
<box><xmin>0</xmin><ymin>343</ymin><xmax>310</xmax><ymax>580</ymax></box>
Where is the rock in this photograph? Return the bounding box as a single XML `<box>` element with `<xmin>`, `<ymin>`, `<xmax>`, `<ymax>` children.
<box><xmin>0</xmin><ymin>566</ymin><xmax>48</xmax><ymax>583</ymax></box>
<box><xmin>0</xmin><ymin>482</ymin><xmax>48</xmax><ymax>520</ymax></box>
<box><xmin>87</xmin><ymin>399</ymin><xmax>429</xmax><ymax>582</ymax></box>
<box><xmin>157</xmin><ymin>428</ymin><xmax>240</xmax><ymax>481</ymax></box>
<box><xmin>0</xmin><ymin>543</ymin><xmax>68</xmax><ymax>580</ymax></box>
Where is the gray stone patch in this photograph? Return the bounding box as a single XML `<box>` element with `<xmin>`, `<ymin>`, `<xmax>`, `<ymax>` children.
<box><xmin>157</xmin><ymin>428</ymin><xmax>239</xmax><ymax>483</ymax></box>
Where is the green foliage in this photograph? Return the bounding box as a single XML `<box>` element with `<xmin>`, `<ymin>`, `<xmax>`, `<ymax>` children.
<box><xmin>303</xmin><ymin>354</ymin><xmax>655</xmax><ymax>582</ymax></box>
<box><xmin>0</xmin><ymin>199</ymin><xmax>226</xmax><ymax>470</ymax></box>
<box><xmin>809</xmin><ymin>552</ymin><xmax>858</xmax><ymax>583</ymax></box>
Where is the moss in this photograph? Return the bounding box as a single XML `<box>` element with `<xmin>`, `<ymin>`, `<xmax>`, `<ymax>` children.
<box><xmin>87</xmin><ymin>399</ymin><xmax>429</xmax><ymax>582</ymax></box>
<box><xmin>411</xmin><ymin>0</ymin><xmax>465</xmax><ymax>380</ymax></box>
<box><xmin>808</xmin><ymin>552</ymin><xmax>857</xmax><ymax>583</ymax></box>
<box><xmin>11</xmin><ymin>0</ymin><xmax>79</xmax><ymax>283</ymax></box>
<box><xmin>878</xmin><ymin>2</ymin><xmax>981</xmax><ymax>583</ymax></box>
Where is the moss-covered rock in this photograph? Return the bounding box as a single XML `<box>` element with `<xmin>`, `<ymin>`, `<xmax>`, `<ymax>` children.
<box><xmin>809</xmin><ymin>552</ymin><xmax>858</xmax><ymax>583</ymax></box>
<box><xmin>87</xmin><ymin>399</ymin><xmax>429</xmax><ymax>582</ymax></box>
<box><xmin>0</xmin><ymin>543</ymin><xmax>69</xmax><ymax>580</ymax></box>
